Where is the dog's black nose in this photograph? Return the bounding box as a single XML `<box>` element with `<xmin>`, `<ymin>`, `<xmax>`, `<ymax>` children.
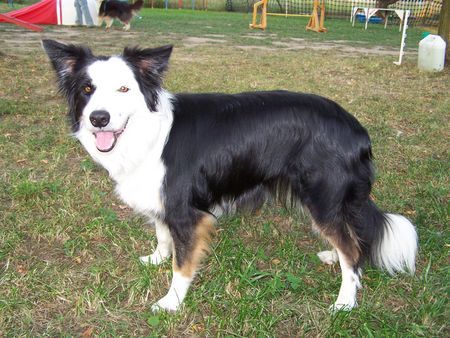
<box><xmin>90</xmin><ymin>110</ymin><xmax>110</xmax><ymax>128</ymax></box>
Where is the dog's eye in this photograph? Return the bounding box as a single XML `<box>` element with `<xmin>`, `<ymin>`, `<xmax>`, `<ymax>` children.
<box><xmin>118</xmin><ymin>86</ymin><xmax>130</xmax><ymax>93</ymax></box>
<box><xmin>83</xmin><ymin>85</ymin><xmax>93</xmax><ymax>94</ymax></box>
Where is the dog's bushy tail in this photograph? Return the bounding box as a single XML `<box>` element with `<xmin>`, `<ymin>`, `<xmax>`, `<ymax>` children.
<box><xmin>372</xmin><ymin>212</ymin><xmax>418</xmax><ymax>275</ymax></box>
<box><xmin>132</xmin><ymin>0</ymin><xmax>144</xmax><ymax>10</ymax></box>
<box><xmin>356</xmin><ymin>201</ymin><xmax>418</xmax><ymax>275</ymax></box>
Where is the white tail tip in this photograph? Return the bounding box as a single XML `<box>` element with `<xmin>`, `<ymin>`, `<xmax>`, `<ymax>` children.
<box><xmin>373</xmin><ymin>213</ymin><xmax>418</xmax><ymax>275</ymax></box>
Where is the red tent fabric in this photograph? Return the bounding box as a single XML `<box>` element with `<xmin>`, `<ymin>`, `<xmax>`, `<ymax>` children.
<box><xmin>0</xmin><ymin>0</ymin><xmax>57</xmax><ymax>25</ymax></box>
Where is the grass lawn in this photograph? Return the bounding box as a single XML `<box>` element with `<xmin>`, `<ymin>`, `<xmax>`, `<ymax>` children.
<box><xmin>0</xmin><ymin>7</ymin><xmax>449</xmax><ymax>337</ymax></box>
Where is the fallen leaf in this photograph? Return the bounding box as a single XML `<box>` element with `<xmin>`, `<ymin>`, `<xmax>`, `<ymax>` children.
<box><xmin>81</xmin><ymin>327</ymin><xmax>94</xmax><ymax>337</ymax></box>
<box><xmin>17</xmin><ymin>265</ymin><xmax>27</xmax><ymax>276</ymax></box>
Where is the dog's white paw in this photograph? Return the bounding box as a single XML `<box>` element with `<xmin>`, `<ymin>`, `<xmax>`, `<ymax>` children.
<box><xmin>329</xmin><ymin>300</ymin><xmax>357</xmax><ymax>313</ymax></box>
<box><xmin>139</xmin><ymin>251</ymin><xmax>170</xmax><ymax>265</ymax></box>
<box><xmin>139</xmin><ymin>255</ymin><xmax>151</xmax><ymax>265</ymax></box>
<box><xmin>151</xmin><ymin>295</ymin><xmax>182</xmax><ymax>312</ymax></box>
<box><xmin>317</xmin><ymin>250</ymin><xmax>338</xmax><ymax>265</ymax></box>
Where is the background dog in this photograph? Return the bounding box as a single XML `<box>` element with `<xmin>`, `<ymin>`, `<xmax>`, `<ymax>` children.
<box><xmin>42</xmin><ymin>39</ymin><xmax>418</xmax><ymax>313</ymax></box>
<box><xmin>98</xmin><ymin>0</ymin><xmax>143</xmax><ymax>31</ymax></box>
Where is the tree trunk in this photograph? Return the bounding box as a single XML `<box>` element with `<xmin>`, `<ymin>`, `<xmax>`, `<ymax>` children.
<box><xmin>438</xmin><ymin>0</ymin><xmax>450</xmax><ymax>63</ymax></box>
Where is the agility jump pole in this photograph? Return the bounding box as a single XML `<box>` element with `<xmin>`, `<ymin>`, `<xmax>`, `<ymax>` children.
<box><xmin>249</xmin><ymin>0</ymin><xmax>268</xmax><ymax>29</ymax></box>
<box><xmin>250</xmin><ymin>0</ymin><xmax>327</xmax><ymax>32</ymax></box>
<box><xmin>306</xmin><ymin>0</ymin><xmax>327</xmax><ymax>32</ymax></box>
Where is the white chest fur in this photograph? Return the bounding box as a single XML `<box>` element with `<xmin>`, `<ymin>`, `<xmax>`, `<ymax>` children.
<box><xmin>114</xmin><ymin>158</ymin><xmax>166</xmax><ymax>218</ymax></box>
<box><xmin>75</xmin><ymin>86</ymin><xmax>173</xmax><ymax>218</ymax></box>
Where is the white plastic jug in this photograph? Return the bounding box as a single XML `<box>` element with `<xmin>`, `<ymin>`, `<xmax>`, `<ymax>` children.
<box><xmin>418</xmin><ymin>34</ymin><xmax>446</xmax><ymax>72</ymax></box>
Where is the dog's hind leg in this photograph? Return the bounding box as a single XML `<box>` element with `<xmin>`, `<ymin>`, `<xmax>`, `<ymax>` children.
<box><xmin>122</xmin><ymin>21</ymin><xmax>131</xmax><ymax>31</ymax></box>
<box><xmin>317</xmin><ymin>248</ymin><xmax>338</xmax><ymax>265</ymax></box>
<box><xmin>314</xmin><ymin>219</ymin><xmax>362</xmax><ymax>312</ymax></box>
<box><xmin>331</xmin><ymin>247</ymin><xmax>361</xmax><ymax>312</ymax></box>
<box><xmin>140</xmin><ymin>220</ymin><xmax>173</xmax><ymax>265</ymax></box>
<box><xmin>312</xmin><ymin>221</ymin><xmax>339</xmax><ymax>265</ymax></box>
<box><xmin>299</xmin><ymin>173</ymin><xmax>364</xmax><ymax>311</ymax></box>
<box><xmin>152</xmin><ymin>212</ymin><xmax>216</xmax><ymax>312</ymax></box>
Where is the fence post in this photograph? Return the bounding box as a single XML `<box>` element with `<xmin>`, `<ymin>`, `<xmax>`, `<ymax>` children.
<box><xmin>438</xmin><ymin>0</ymin><xmax>449</xmax><ymax>62</ymax></box>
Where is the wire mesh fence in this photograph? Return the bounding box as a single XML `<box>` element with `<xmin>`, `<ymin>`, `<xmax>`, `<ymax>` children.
<box><xmin>225</xmin><ymin>0</ymin><xmax>443</xmax><ymax>26</ymax></box>
<box><xmin>141</xmin><ymin>0</ymin><xmax>442</xmax><ymax>26</ymax></box>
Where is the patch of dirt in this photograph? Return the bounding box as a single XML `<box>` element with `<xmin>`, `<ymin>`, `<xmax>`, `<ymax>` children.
<box><xmin>183</xmin><ymin>36</ymin><xmax>227</xmax><ymax>48</ymax></box>
<box><xmin>0</xmin><ymin>24</ymin><xmax>414</xmax><ymax>57</ymax></box>
<box><xmin>236</xmin><ymin>45</ymin><xmax>278</xmax><ymax>51</ymax></box>
<box><xmin>272</xmin><ymin>39</ymin><xmax>414</xmax><ymax>56</ymax></box>
<box><xmin>241</xmin><ymin>34</ymin><xmax>268</xmax><ymax>40</ymax></box>
<box><xmin>0</xmin><ymin>26</ymin><xmax>146</xmax><ymax>55</ymax></box>
<box><xmin>204</xmin><ymin>34</ymin><xmax>226</xmax><ymax>38</ymax></box>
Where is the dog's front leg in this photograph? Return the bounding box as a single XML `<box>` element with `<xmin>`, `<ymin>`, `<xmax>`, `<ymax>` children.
<box><xmin>152</xmin><ymin>213</ymin><xmax>215</xmax><ymax>312</ymax></box>
<box><xmin>140</xmin><ymin>220</ymin><xmax>173</xmax><ymax>265</ymax></box>
<box><xmin>104</xmin><ymin>17</ymin><xmax>113</xmax><ymax>30</ymax></box>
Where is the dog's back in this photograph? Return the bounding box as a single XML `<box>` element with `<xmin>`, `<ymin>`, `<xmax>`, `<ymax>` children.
<box><xmin>99</xmin><ymin>0</ymin><xmax>143</xmax><ymax>22</ymax></box>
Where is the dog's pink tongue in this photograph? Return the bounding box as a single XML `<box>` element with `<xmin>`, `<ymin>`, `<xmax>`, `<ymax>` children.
<box><xmin>95</xmin><ymin>131</ymin><xmax>115</xmax><ymax>151</ymax></box>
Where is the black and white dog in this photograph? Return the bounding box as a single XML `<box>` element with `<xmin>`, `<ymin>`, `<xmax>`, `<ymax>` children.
<box><xmin>98</xmin><ymin>0</ymin><xmax>143</xmax><ymax>31</ymax></box>
<box><xmin>42</xmin><ymin>40</ymin><xmax>418</xmax><ymax>312</ymax></box>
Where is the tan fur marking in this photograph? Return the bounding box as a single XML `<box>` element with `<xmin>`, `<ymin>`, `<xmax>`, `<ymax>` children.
<box><xmin>173</xmin><ymin>214</ymin><xmax>216</xmax><ymax>278</ymax></box>
<box><xmin>311</xmin><ymin>219</ymin><xmax>320</xmax><ymax>234</ymax></box>
<box><xmin>313</xmin><ymin>221</ymin><xmax>361</xmax><ymax>266</ymax></box>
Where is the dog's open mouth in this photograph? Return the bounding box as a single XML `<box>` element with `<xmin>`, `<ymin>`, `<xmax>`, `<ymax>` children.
<box><xmin>93</xmin><ymin>119</ymin><xmax>129</xmax><ymax>152</ymax></box>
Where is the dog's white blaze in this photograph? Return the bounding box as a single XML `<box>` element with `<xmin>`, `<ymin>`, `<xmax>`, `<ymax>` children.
<box><xmin>83</xmin><ymin>57</ymin><xmax>145</xmax><ymax>132</ymax></box>
<box><xmin>75</xmin><ymin>56</ymin><xmax>174</xmax><ymax>218</ymax></box>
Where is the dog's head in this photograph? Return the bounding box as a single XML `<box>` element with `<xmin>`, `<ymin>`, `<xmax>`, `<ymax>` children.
<box><xmin>42</xmin><ymin>40</ymin><xmax>173</xmax><ymax>173</ymax></box>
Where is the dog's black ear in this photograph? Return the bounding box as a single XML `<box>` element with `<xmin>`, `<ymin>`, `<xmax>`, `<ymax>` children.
<box><xmin>122</xmin><ymin>45</ymin><xmax>173</xmax><ymax>111</ymax></box>
<box><xmin>122</xmin><ymin>44</ymin><xmax>173</xmax><ymax>78</ymax></box>
<box><xmin>42</xmin><ymin>39</ymin><xmax>93</xmax><ymax>78</ymax></box>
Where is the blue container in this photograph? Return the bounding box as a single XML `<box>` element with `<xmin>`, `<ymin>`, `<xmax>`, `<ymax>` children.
<box><xmin>356</xmin><ymin>13</ymin><xmax>383</xmax><ymax>23</ymax></box>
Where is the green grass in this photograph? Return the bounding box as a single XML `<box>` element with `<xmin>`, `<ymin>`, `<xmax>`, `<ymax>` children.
<box><xmin>0</xmin><ymin>7</ymin><xmax>449</xmax><ymax>337</ymax></box>
<box><xmin>0</xmin><ymin>6</ymin><xmax>427</xmax><ymax>48</ymax></box>
<box><xmin>130</xmin><ymin>9</ymin><xmax>426</xmax><ymax>48</ymax></box>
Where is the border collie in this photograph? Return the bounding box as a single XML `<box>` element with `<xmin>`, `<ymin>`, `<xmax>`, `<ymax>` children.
<box><xmin>98</xmin><ymin>0</ymin><xmax>143</xmax><ymax>31</ymax></box>
<box><xmin>42</xmin><ymin>40</ymin><xmax>418</xmax><ymax>313</ymax></box>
